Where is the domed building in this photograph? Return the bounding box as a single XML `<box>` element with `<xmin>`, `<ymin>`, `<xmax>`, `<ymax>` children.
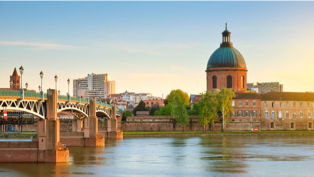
<box><xmin>206</xmin><ymin>24</ymin><xmax>247</xmax><ymax>92</ymax></box>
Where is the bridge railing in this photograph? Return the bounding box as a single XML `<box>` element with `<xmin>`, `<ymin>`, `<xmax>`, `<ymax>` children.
<box><xmin>24</xmin><ymin>91</ymin><xmax>41</xmax><ymax>98</ymax></box>
<box><xmin>0</xmin><ymin>90</ymin><xmax>20</xmax><ymax>97</ymax></box>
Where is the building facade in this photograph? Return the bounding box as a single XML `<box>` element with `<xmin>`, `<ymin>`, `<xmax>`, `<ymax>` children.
<box><xmin>247</xmin><ymin>82</ymin><xmax>283</xmax><ymax>94</ymax></box>
<box><xmin>73</xmin><ymin>73</ymin><xmax>115</xmax><ymax>99</ymax></box>
<box><xmin>143</xmin><ymin>96</ymin><xmax>164</xmax><ymax>108</ymax></box>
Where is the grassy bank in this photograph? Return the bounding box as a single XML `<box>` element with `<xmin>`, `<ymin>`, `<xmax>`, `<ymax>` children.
<box><xmin>123</xmin><ymin>131</ymin><xmax>314</xmax><ymax>137</ymax></box>
<box><xmin>0</xmin><ymin>132</ymin><xmax>37</xmax><ymax>138</ymax></box>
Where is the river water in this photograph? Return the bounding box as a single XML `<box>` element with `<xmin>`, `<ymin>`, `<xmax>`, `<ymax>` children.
<box><xmin>1</xmin><ymin>135</ymin><xmax>314</xmax><ymax>177</ymax></box>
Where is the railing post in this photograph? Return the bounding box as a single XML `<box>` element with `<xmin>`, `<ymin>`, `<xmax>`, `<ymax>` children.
<box><xmin>40</xmin><ymin>91</ymin><xmax>44</xmax><ymax>101</ymax></box>
<box><xmin>67</xmin><ymin>94</ymin><xmax>71</xmax><ymax>102</ymax></box>
<box><xmin>20</xmin><ymin>89</ymin><xmax>24</xmax><ymax>100</ymax></box>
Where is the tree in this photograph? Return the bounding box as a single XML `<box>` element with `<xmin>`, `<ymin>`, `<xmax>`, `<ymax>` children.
<box><xmin>149</xmin><ymin>106</ymin><xmax>160</xmax><ymax>115</ymax></box>
<box><xmin>171</xmin><ymin>94</ymin><xmax>190</xmax><ymax>132</ymax></box>
<box><xmin>188</xmin><ymin>101</ymin><xmax>201</xmax><ymax>116</ymax></box>
<box><xmin>133</xmin><ymin>100</ymin><xmax>146</xmax><ymax>116</ymax></box>
<box><xmin>155</xmin><ymin>104</ymin><xmax>172</xmax><ymax>116</ymax></box>
<box><xmin>215</xmin><ymin>88</ymin><xmax>235</xmax><ymax>132</ymax></box>
<box><xmin>123</xmin><ymin>110</ymin><xmax>133</xmax><ymax>118</ymax></box>
<box><xmin>198</xmin><ymin>91</ymin><xmax>217</xmax><ymax>132</ymax></box>
<box><xmin>166</xmin><ymin>89</ymin><xmax>190</xmax><ymax>106</ymax></box>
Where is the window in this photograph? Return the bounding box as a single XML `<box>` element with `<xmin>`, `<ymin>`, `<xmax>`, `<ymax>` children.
<box><xmin>279</xmin><ymin>111</ymin><xmax>282</xmax><ymax>118</ymax></box>
<box><xmin>253</xmin><ymin>111</ymin><xmax>257</xmax><ymax>117</ymax></box>
<box><xmin>212</xmin><ymin>76</ymin><xmax>217</xmax><ymax>89</ymax></box>
<box><xmin>280</xmin><ymin>102</ymin><xmax>283</xmax><ymax>108</ymax></box>
<box><xmin>272</xmin><ymin>102</ymin><xmax>275</xmax><ymax>108</ymax></box>
<box><xmin>272</xmin><ymin>111</ymin><xmax>275</xmax><ymax>119</ymax></box>
<box><xmin>291</xmin><ymin>122</ymin><xmax>294</xmax><ymax>129</ymax></box>
<box><xmin>300</xmin><ymin>102</ymin><xmax>303</xmax><ymax>108</ymax></box>
<box><xmin>241</xmin><ymin>76</ymin><xmax>245</xmax><ymax>88</ymax></box>
<box><xmin>265</xmin><ymin>111</ymin><xmax>269</xmax><ymax>119</ymax></box>
<box><xmin>309</xmin><ymin>122</ymin><xmax>312</xmax><ymax>129</ymax></box>
<box><xmin>293</xmin><ymin>112</ymin><xmax>297</xmax><ymax>119</ymax></box>
<box><xmin>286</xmin><ymin>111</ymin><xmax>289</xmax><ymax>119</ymax></box>
<box><xmin>239</xmin><ymin>101</ymin><xmax>242</xmax><ymax>107</ymax></box>
<box><xmin>300</xmin><ymin>111</ymin><xmax>303</xmax><ymax>118</ymax></box>
<box><xmin>246</xmin><ymin>100</ymin><xmax>249</xmax><ymax>107</ymax></box>
<box><xmin>264</xmin><ymin>102</ymin><xmax>267</xmax><ymax>108</ymax></box>
<box><xmin>253</xmin><ymin>100</ymin><xmax>256</xmax><ymax>107</ymax></box>
<box><xmin>245</xmin><ymin>111</ymin><xmax>249</xmax><ymax>117</ymax></box>
<box><xmin>238</xmin><ymin>111</ymin><xmax>242</xmax><ymax>117</ymax></box>
<box><xmin>308</xmin><ymin>111</ymin><xmax>311</xmax><ymax>118</ymax></box>
<box><xmin>227</xmin><ymin>76</ymin><xmax>232</xmax><ymax>88</ymax></box>
<box><xmin>270</xmin><ymin>122</ymin><xmax>274</xmax><ymax>128</ymax></box>
<box><xmin>307</xmin><ymin>102</ymin><xmax>310</xmax><ymax>108</ymax></box>
<box><xmin>293</xmin><ymin>102</ymin><xmax>296</xmax><ymax>108</ymax></box>
<box><xmin>286</xmin><ymin>102</ymin><xmax>289</xmax><ymax>108</ymax></box>
<box><xmin>232</xmin><ymin>100</ymin><xmax>235</xmax><ymax>107</ymax></box>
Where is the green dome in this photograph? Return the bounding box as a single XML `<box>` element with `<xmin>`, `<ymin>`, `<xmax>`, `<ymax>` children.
<box><xmin>207</xmin><ymin>47</ymin><xmax>246</xmax><ymax>68</ymax></box>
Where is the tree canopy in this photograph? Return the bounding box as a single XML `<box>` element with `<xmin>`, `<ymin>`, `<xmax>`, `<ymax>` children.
<box><xmin>133</xmin><ymin>100</ymin><xmax>147</xmax><ymax>116</ymax></box>
<box><xmin>215</xmin><ymin>88</ymin><xmax>235</xmax><ymax>132</ymax></box>
<box><xmin>198</xmin><ymin>91</ymin><xmax>217</xmax><ymax>132</ymax></box>
<box><xmin>154</xmin><ymin>103</ymin><xmax>172</xmax><ymax>116</ymax></box>
<box><xmin>171</xmin><ymin>94</ymin><xmax>190</xmax><ymax>131</ymax></box>
<box><xmin>166</xmin><ymin>89</ymin><xmax>190</xmax><ymax>106</ymax></box>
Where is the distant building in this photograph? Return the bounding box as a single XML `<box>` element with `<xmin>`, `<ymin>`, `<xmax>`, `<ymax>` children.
<box><xmin>143</xmin><ymin>96</ymin><xmax>164</xmax><ymax>107</ymax></box>
<box><xmin>247</xmin><ymin>82</ymin><xmax>283</xmax><ymax>94</ymax></box>
<box><xmin>10</xmin><ymin>68</ymin><xmax>20</xmax><ymax>90</ymax></box>
<box><xmin>119</xmin><ymin>91</ymin><xmax>152</xmax><ymax>107</ymax></box>
<box><xmin>73</xmin><ymin>73</ymin><xmax>115</xmax><ymax>99</ymax></box>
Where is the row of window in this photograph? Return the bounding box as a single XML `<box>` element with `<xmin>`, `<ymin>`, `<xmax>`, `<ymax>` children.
<box><xmin>270</xmin><ymin>122</ymin><xmax>313</xmax><ymax>129</ymax></box>
<box><xmin>231</xmin><ymin>110</ymin><xmax>258</xmax><ymax>117</ymax></box>
<box><xmin>232</xmin><ymin>100</ymin><xmax>257</xmax><ymax>107</ymax></box>
<box><xmin>264</xmin><ymin>102</ymin><xmax>314</xmax><ymax>108</ymax></box>
<box><xmin>265</xmin><ymin>111</ymin><xmax>314</xmax><ymax>119</ymax></box>
<box><xmin>212</xmin><ymin>75</ymin><xmax>245</xmax><ymax>89</ymax></box>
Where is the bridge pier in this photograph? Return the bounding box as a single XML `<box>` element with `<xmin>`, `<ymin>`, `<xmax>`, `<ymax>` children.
<box><xmin>106</xmin><ymin>105</ymin><xmax>123</xmax><ymax>139</ymax></box>
<box><xmin>72</xmin><ymin>119</ymin><xmax>82</xmax><ymax>132</ymax></box>
<box><xmin>61</xmin><ymin>97</ymin><xmax>105</xmax><ymax>147</ymax></box>
<box><xmin>0</xmin><ymin>89</ymin><xmax>69</xmax><ymax>163</ymax></box>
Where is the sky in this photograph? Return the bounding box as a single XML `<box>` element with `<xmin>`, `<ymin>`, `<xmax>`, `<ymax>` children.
<box><xmin>0</xmin><ymin>2</ymin><xmax>314</xmax><ymax>97</ymax></box>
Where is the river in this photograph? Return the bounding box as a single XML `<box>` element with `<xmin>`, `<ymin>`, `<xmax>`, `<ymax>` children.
<box><xmin>1</xmin><ymin>135</ymin><xmax>314</xmax><ymax>177</ymax></box>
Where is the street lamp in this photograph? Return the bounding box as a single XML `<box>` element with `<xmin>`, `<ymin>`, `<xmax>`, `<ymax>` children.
<box><xmin>25</xmin><ymin>83</ymin><xmax>28</xmax><ymax>90</ymax></box>
<box><xmin>67</xmin><ymin>79</ymin><xmax>70</xmax><ymax>96</ymax></box>
<box><xmin>19</xmin><ymin>66</ymin><xmax>24</xmax><ymax>90</ymax></box>
<box><xmin>54</xmin><ymin>75</ymin><xmax>58</xmax><ymax>90</ymax></box>
<box><xmin>58</xmin><ymin>90</ymin><xmax>60</xmax><ymax>95</ymax></box>
<box><xmin>39</xmin><ymin>71</ymin><xmax>44</xmax><ymax>92</ymax></box>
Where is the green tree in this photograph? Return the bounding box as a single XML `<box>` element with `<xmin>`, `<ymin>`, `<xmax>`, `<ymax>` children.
<box><xmin>122</xmin><ymin>110</ymin><xmax>133</xmax><ymax>121</ymax></box>
<box><xmin>154</xmin><ymin>104</ymin><xmax>172</xmax><ymax>116</ymax></box>
<box><xmin>198</xmin><ymin>91</ymin><xmax>217</xmax><ymax>132</ymax></box>
<box><xmin>166</xmin><ymin>89</ymin><xmax>190</xmax><ymax>106</ymax></box>
<box><xmin>171</xmin><ymin>94</ymin><xmax>190</xmax><ymax>132</ymax></box>
<box><xmin>215</xmin><ymin>88</ymin><xmax>235</xmax><ymax>132</ymax></box>
<box><xmin>188</xmin><ymin>101</ymin><xmax>201</xmax><ymax>115</ymax></box>
<box><xmin>133</xmin><ymin>100</ymin><xmax>146</xmax><ymax>116</ymax></box>
<box><xmin>149</xmin><ymin>106</ymin><xmax>160</xmax><ymax>115</ymax></box>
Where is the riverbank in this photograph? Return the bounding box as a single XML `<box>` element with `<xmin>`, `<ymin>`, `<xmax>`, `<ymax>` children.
<box><xmin>0</xmin><ymin>132</ymin><xmax>37</xmax><ymax>138</ymax></box>
<box><xmin>124</xmin><ymin>131</ymin><xmax>314</xmax><ymax>137</ymax></box>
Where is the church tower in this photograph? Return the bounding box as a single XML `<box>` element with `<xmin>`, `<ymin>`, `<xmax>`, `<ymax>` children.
<box><xmin>10</xmin><ymin>68</ymin><xmax>20</xmax><ymax>90</ymax></box>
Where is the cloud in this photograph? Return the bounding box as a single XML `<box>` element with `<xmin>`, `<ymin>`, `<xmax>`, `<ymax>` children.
<box><xmin>0</xmin><ymin>41</ymin><xmax>81</xmax><ymax>50</ymax></box>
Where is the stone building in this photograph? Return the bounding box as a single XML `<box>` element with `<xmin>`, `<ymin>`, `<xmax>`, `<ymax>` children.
<box><xmin>260</xmin><ymin>92</ymin><xmax>314</xmax><ymax>130</ymax></box>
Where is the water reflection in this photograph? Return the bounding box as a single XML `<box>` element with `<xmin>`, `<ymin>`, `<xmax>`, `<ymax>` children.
<box><xmin>1</xmin><ymin>135</ymin><xmax>314</xmax><ymax>176</ymax></box>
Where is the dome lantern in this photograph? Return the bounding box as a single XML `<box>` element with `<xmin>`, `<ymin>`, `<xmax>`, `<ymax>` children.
<box><xmin>221</xmin><ymin>23</ymin><xmax>233</xmax><ymax>47</ymax></box>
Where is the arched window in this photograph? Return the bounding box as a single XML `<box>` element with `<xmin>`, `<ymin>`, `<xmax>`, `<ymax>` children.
<box><xmin>212</xmin><ymin>76</ymin><xmax>217</xmax><ymax>89</ymax></box>
<box><xmin>241</xmin><ymin>76</ymin><xmax>245</xmax><ymax>88</ymax></box>
<box><xmin>227</xmin><ymin>76</ymin><xmax>232</xmax><ymax>88</ymax></box>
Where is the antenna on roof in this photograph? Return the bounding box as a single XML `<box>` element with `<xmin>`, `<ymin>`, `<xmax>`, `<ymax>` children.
<box><xmin>225</xmin><ymin>23</ymin><xmax>227</xmax><ymax>30</ymax></box>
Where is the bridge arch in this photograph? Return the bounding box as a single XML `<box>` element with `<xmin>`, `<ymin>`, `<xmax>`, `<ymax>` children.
<box><xmin>0</xmin><ymin>100</ymin><xmax>45</xmax><ymax>119</ymax></box>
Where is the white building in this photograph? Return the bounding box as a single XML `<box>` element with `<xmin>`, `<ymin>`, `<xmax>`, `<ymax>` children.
<box><xmin>73</xmin><ymin>73</ymin><xmax>115</xmax><ymax>99</ymax></box>
<box><xmin>118</xmin><ymin>91</ymin><xmax>152</xmax><ymax>107</ymax></box>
